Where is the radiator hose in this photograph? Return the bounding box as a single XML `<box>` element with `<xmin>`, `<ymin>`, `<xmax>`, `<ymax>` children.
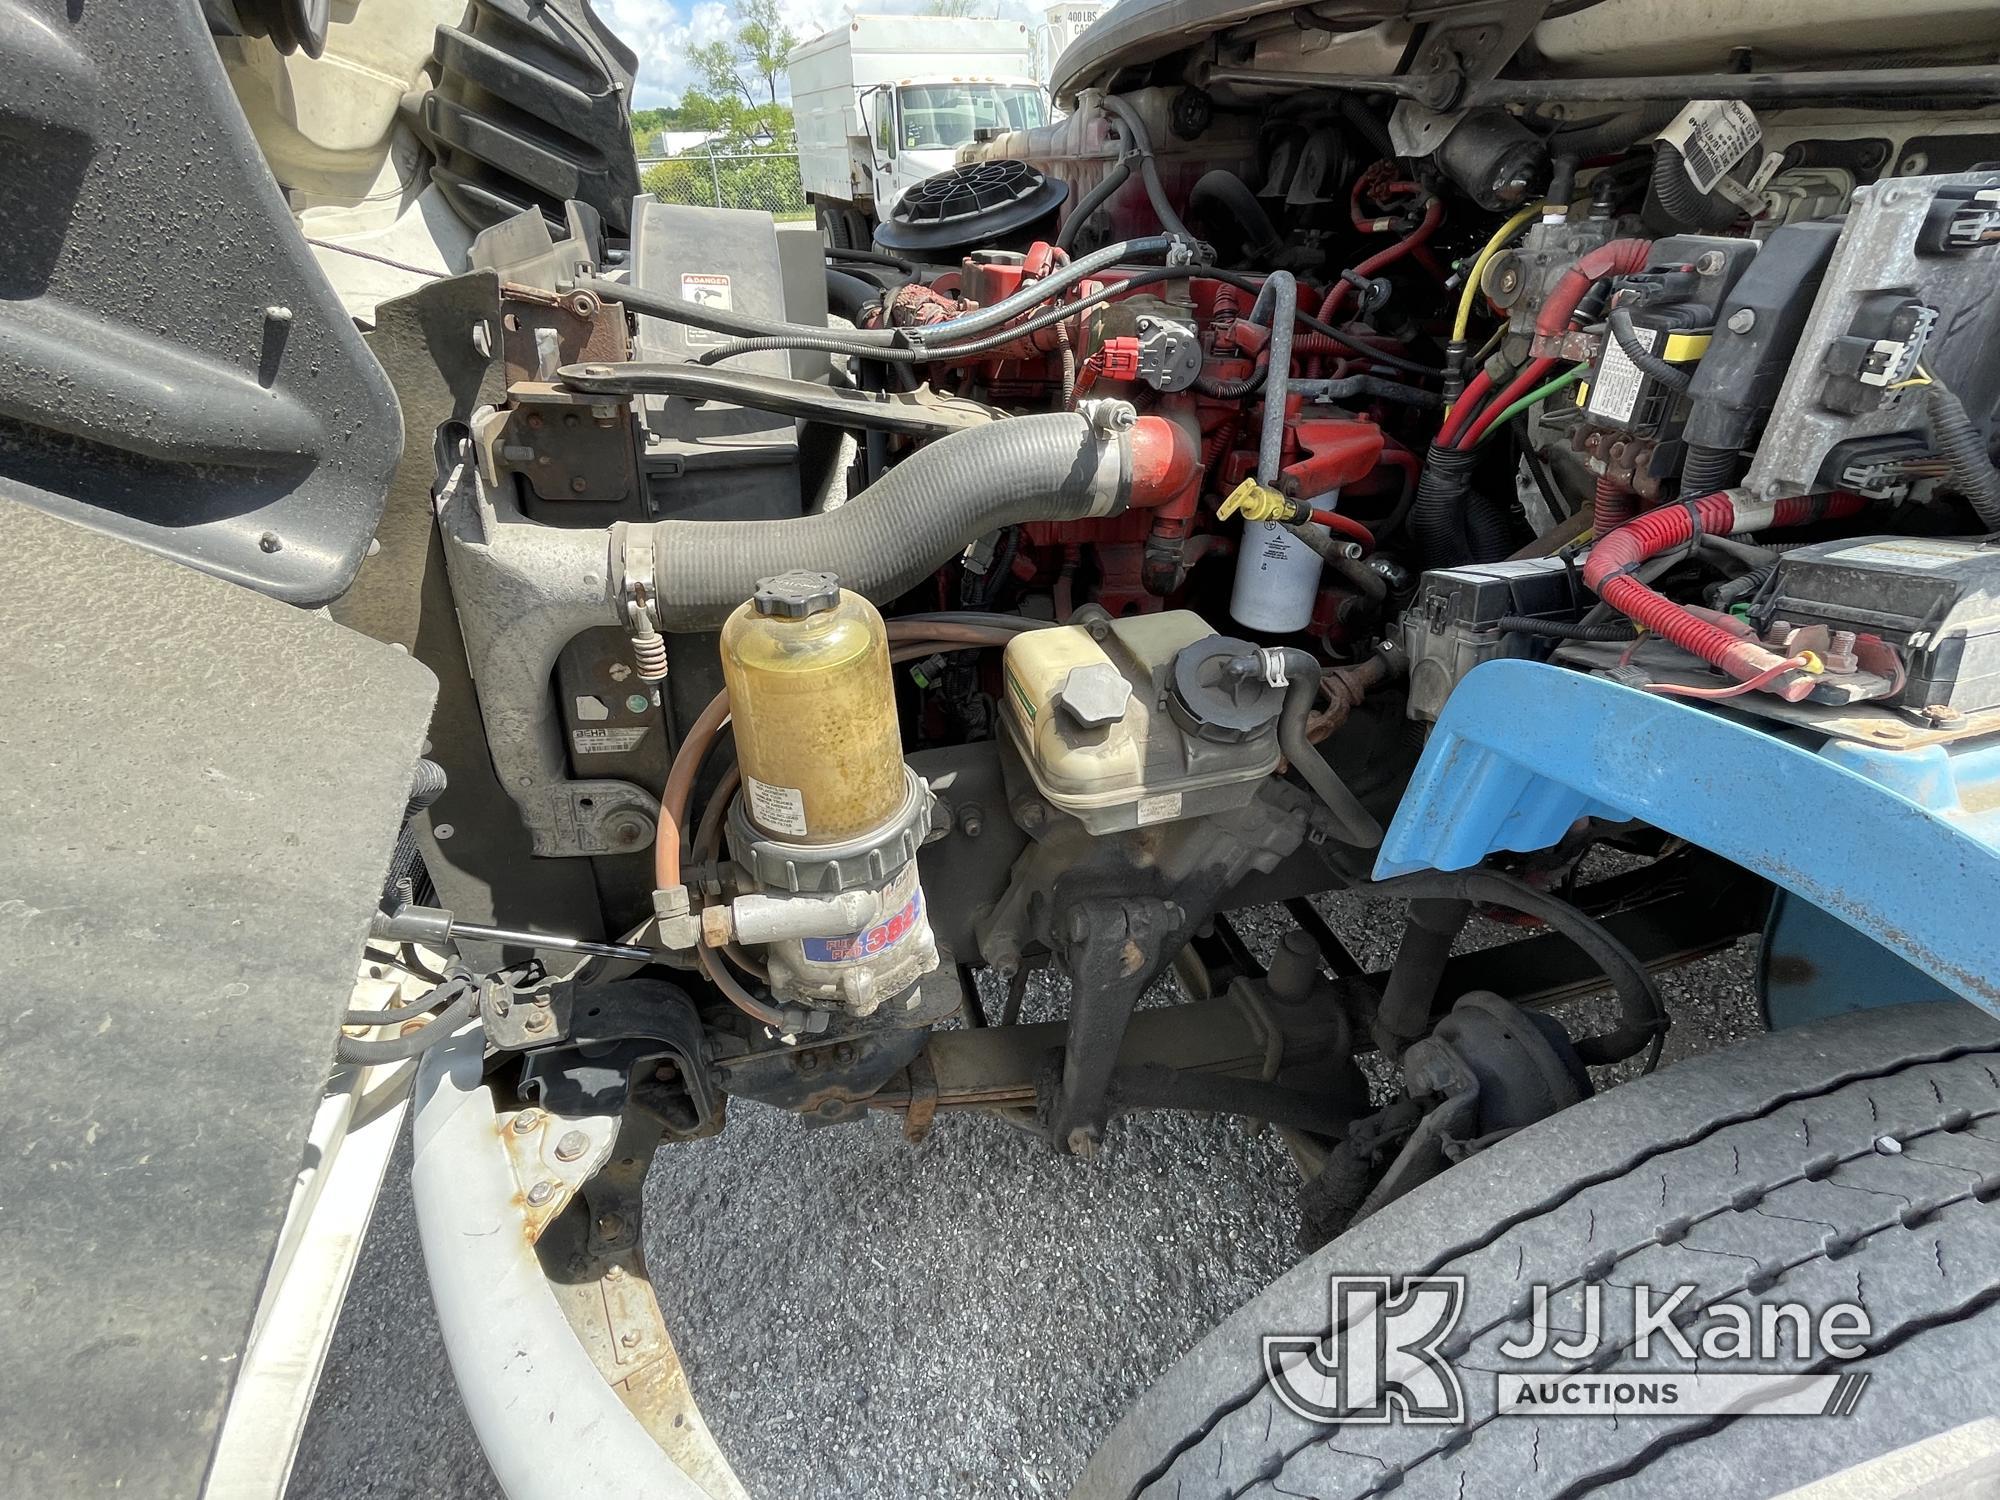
<box><xmin>620</xmin><ymin>412</ymin><xmax>1142</xmax><ymax>630</ymax></box>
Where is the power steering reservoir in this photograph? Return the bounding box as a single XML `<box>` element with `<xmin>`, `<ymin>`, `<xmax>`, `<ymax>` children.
<box><xmin>712</xmin><ymin>572</ymin><xmax>939</xmax><ymax>1018</ymax></box>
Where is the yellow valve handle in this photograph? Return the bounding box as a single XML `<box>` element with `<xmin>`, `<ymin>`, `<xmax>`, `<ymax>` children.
<box><xmin>1219</xmin><ymin>477</ymin><xmax>1306</xmax><ymax>525</ymax></box>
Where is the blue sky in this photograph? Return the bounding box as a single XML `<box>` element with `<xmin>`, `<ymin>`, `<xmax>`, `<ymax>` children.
<box><xmin>594</xmin><ymin>0</ymin><xmax>1046</xmax><ymax>107</ymax></box>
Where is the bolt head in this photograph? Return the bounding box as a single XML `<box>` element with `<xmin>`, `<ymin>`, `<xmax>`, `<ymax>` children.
<box><xmin>1727</xmin><ymin>308</ymin><xmax>1757</xmax><ymax>334</ymax></box>
<box><xmin>526</xmin><ymin>1181</ymin><xmax>555</xmax><ymax>1205</ymax></box>
<box><xmin>620</xmin><ymin>1330</ymin><xmax>643</xmax><ymax>1348</ymax></box>
<box><xmin>524</xmin><ymin>1010</ymin><xmax>552</xmax><ymax>1032</ymax></box>
<box><xmin>555</xmin><ymin>1129</ymin><xmax>590</xmax><ymax>1161</ymax></box>
<box><xmin>1696</xmin><ymin>250</ymin><xmax>1727</xmax><ymax>275</ymax></box>
<box><xmin>512</xmin><ymin>1109</ymin><xmax>544</xmax><ymax>1134</ymax></box>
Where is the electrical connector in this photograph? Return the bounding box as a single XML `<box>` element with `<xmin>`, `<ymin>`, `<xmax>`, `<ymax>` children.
<box><xmin>1919</xmin><ymin>185</ymin><xmax>2000</xmax><ymax>254</ymax></box>
<box><xmin>1096</xmin><ymin>336</ymin><xmax>1141</xmax><ymax>383</ymax></box>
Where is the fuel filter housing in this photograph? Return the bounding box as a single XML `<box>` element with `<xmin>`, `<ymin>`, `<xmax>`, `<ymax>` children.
<box><xmin>715</xmin><ymin>572</ymin><xmax>940</xmax><ymax>1017</ymax></box>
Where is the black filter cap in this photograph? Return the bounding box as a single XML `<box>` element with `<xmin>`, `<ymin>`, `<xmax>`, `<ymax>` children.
<box><xmin>753</xmin><ymin>571</ymin><xmax>840</xmax><ymax>619</ymax></box>
<box><xmin>873</xmin><ymin>160</ymin><xmax>1070</xmax><ymax>256</ymax></box>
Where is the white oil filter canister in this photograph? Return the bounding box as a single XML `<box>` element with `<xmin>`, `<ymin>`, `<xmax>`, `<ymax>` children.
<box><xmin>1230</xmin><ymin>490</ymin><xmax>1332</xmax><ymax>634</ymax></box>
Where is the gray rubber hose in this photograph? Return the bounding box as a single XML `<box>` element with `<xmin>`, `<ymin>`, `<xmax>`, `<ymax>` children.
<box><xmin>1255</xmin><ymin>271</ymin><xmax>1297</xmax><ymax>487</ymax></box>
<box><xmin>635</xmin><ymin>413</ymin><xmax>1129</xmax><ymax>629</ymax></box>
<box><xmin>1271</xmin><ymin>646</ymin><xmax>1384</xmax><ymax>849</ymax></box>
<box><xmin>1554</xmin><ymin>100</ymin><xmax>1680</xmax><ymax>159</ymax></box>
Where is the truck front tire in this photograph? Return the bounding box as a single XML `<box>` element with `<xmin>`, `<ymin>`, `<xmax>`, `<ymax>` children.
<box><xmin>1075</xmin><ymin>1001</ymin><xmax>2000</xmax><ymax>1499</ymax></box>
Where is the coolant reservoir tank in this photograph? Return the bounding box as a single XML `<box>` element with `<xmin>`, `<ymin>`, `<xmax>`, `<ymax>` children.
<box><xmin>1001</xmin><ymin>611</ymin><xmax>1282</xmax><ymax>834</ymax></box>
<box><xmin>719</xmin><ymin>572</ymin><xmax>903</xmax><ymax>841</ymax></box>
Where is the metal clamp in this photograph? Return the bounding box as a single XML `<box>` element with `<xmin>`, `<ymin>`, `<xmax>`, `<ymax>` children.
<box><xmin>1077</xmin><ymin>397</ymin><xmax>1138</xmax><ymax>439</ymax></box>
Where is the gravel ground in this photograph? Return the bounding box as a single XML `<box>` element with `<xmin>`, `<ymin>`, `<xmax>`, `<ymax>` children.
<box><xmin>289</xmin><ymin>891</ymin><xmax>1765</xmax><ymax>1500</ymax></box>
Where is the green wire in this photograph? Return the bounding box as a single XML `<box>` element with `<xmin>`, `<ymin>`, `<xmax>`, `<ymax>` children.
<box><xmin>1473</xmin><ymin>365</ymin><xmax>1586</xmax><ymax>445</ymax></box>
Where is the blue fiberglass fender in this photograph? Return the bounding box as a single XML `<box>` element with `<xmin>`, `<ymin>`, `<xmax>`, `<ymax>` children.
<box><xmin>1373</xmin><ymin>658</ymin><xmax>2000</xmax><ymax>1016</ymax></box>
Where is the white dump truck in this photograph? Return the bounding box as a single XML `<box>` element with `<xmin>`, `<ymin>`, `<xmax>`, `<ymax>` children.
<box><xmin>789</xmin><ymin>14</ymin><xmax>1050</xmax><ymax>247</ymax></box>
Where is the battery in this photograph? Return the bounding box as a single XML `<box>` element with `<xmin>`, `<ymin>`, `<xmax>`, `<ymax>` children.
<box><xmin>1758</xmin><ymin>535</ymin><xmax>2000</xmax><ymax>713</ymax></box>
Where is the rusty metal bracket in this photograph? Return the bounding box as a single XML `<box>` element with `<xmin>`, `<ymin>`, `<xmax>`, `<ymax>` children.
<box><xmin>495</xmin><ymin>1102</ymin><xmax>621</xmax><ymax>1243</ymax></box>
<box><xmin>483</xmin><ymin>976</ymin><xmax>575</xmax><ymax>1052</ymax></box>
<box><xmin>902</xmin><ymin>1051</ymin><xmax>940</xmax><ymax>1142</ymax></box>
<box><xmin>499</xmin><ymin>282</ymin><xmax>629</xmax><ymax>382</ymax></box>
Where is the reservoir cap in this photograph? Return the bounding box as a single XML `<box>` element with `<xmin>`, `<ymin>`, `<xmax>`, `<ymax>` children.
<box><xmin>753</xmin><ymin>571</ymin><xmax>841</xmax><ymax>619</ymax></box>
<box><xmin>1168</xmin><ymin>636</ymin><xmax>1284</xmax><ymax>743</ymax></box>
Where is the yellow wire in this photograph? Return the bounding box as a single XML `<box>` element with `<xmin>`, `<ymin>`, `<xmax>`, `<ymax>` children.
<box><xmin>1888</xmin><ymin>361</ymin><xmax>1934</xmax><ymax>391</ymax></box>
<box><xmin>1451</xmin><ymin>202</ymin><xmax>1546</xmax><ymax>344</ymax></box>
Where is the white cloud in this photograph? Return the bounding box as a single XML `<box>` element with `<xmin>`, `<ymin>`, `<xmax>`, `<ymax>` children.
<box><xmin>595</xmin><ymin>0</ymin><xmax>1045</xmax><ymax>108</ymax></box>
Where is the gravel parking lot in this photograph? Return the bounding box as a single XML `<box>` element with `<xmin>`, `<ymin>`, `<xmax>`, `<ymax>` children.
<box><xmin>290</xmin><ymin>892</ymin><xmax>1765</xmax><ymax>1500</ymax></box>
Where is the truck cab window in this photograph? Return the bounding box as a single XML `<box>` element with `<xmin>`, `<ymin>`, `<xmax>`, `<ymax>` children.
<box><xmin>894</xmin><ymin>84</ymin><xmax>1047</xmax><ymax>151</ymax></box>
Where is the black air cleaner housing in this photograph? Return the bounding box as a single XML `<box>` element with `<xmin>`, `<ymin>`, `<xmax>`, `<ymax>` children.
<box><xmin>873</xmin><ymin>159</ymin><xmax>1070</xmax><ymax>257</ymax></box>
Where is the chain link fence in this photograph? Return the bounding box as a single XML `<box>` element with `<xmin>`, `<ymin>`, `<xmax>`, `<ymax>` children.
<box><xmin>639</xmin><ymin>151</ymin><xmax>810</xmax><ymax>220</ymax></box>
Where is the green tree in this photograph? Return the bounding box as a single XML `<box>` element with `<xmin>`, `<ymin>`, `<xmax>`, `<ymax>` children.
<box><xmin>692</xmin><ymin>0</ymin><xmax>797</xmax><ymax>108</ymax></box>
<box><xmin>736</xmin><ymin>0</ymin><xmax>797</xmax><ymax>105</ymax></box>
<box><xmin>926</xmin><ymin>0</ymin><xmax>993</xmax><ymax>14</ymax></box>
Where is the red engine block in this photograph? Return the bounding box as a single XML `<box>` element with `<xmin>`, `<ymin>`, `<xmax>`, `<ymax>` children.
<box><xmin>888</xmin><ymin>242</ymin><xmax>1419</xmax><ymax>635</ymax></box>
